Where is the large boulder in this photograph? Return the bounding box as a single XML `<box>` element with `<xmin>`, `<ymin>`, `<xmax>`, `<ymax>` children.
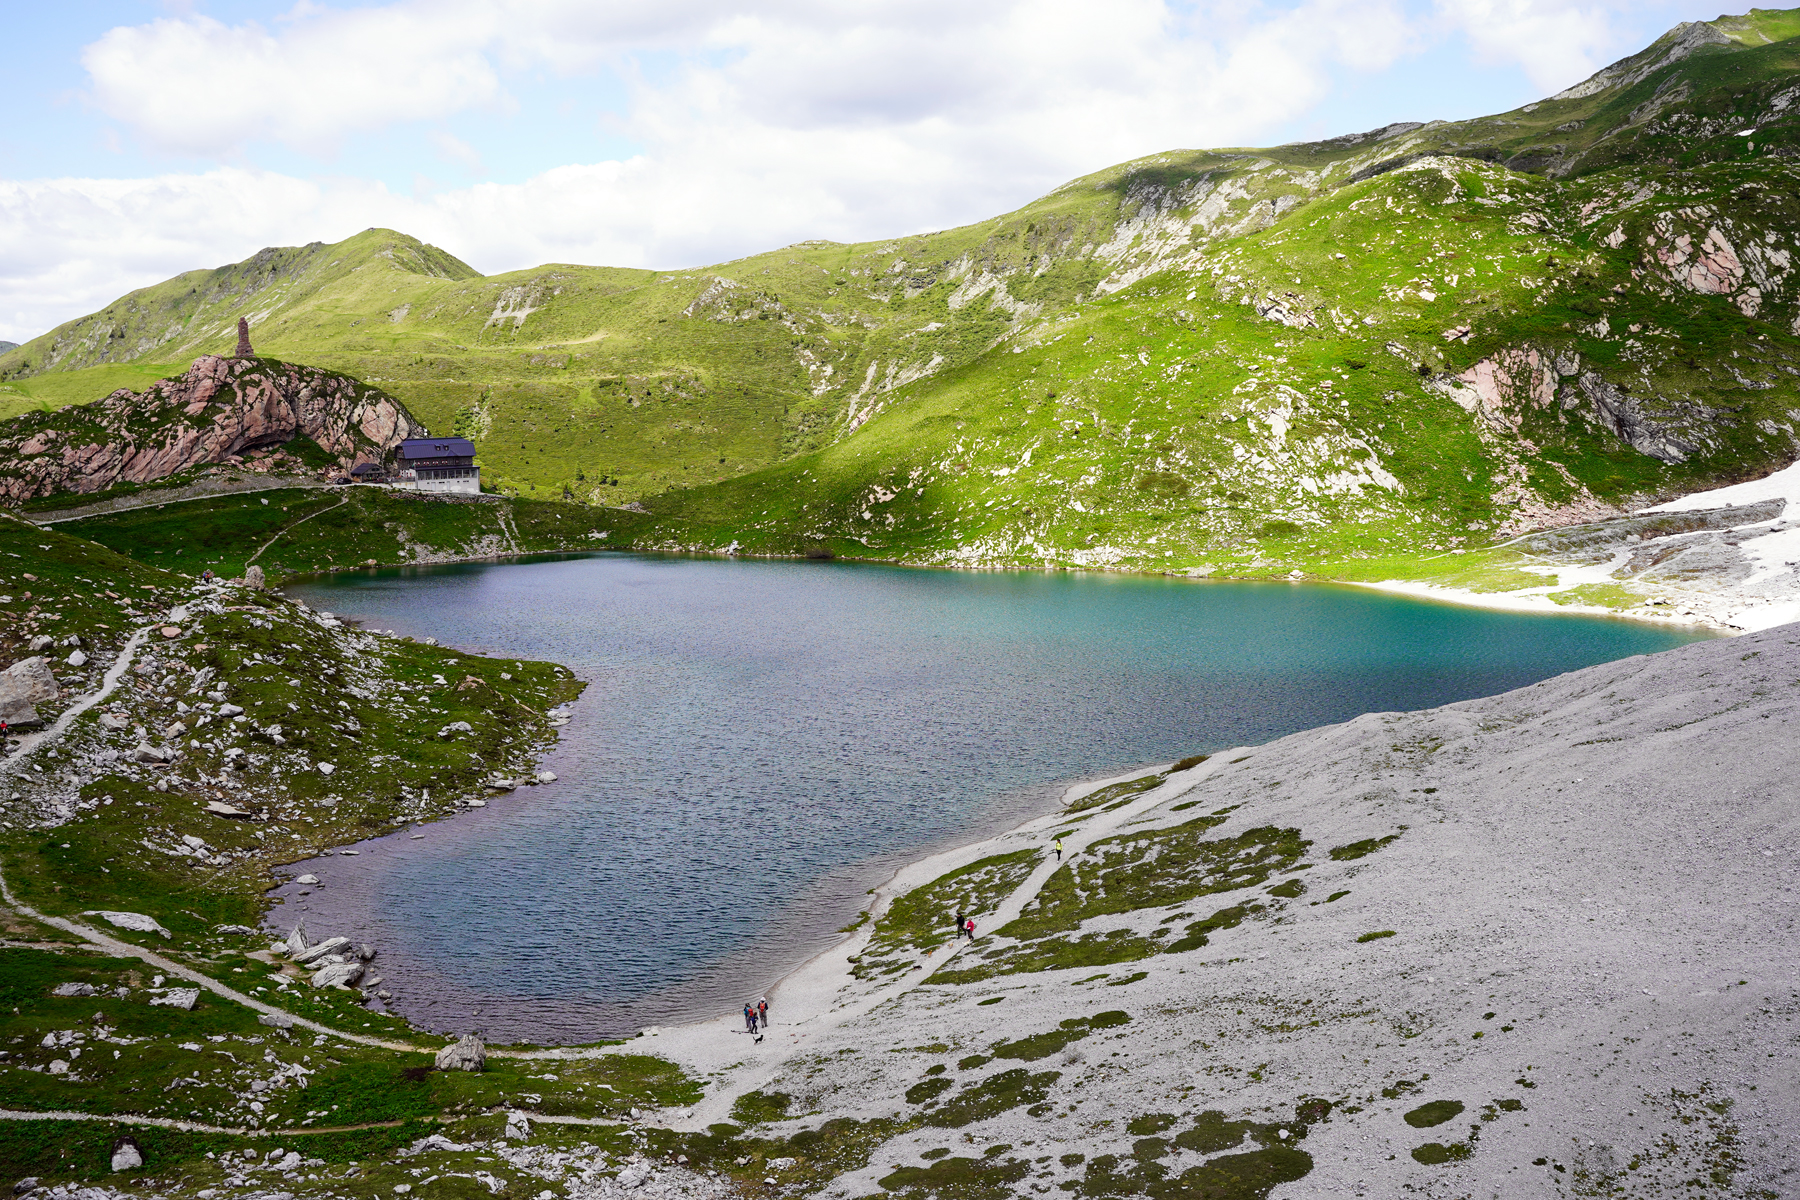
<box><xmin>0</xmin><ymin>656</ymin><xmax>58</xmax><ymax>722</ymax></box>
<box><xmin>291</xmin><ymin>935</ymin><xmax>349</xmax><ymax>964</ymax></box>
<box><xmin>86</xmin><ymin>910</ymin><xmax>170</xmax><ymax>937</ymax></box>
<box><xmin>110</xmin><ymin>1137</ymin><xmax>143</xmax><ymax>1172</ymax></box>
<box><xmin>435</xmin><ymin>1034</ymin><xmax>485</xmax><ymax>1072</ymax></box>
<box><xmin>310</xmin><ymin>961</ymin><xmax>364</xmax><ymax>989</ymax></box>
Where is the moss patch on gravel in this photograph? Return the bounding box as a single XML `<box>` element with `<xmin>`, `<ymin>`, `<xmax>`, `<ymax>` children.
<box><xmin>1002</xmin><ymin>822</ymin><xmax>1308</xmax><ymax>940</ymax></box>
<box><xmin>1404</xmin><ymin>1099</ymin><xmax>1466</xmax><ymax>1128</ymax></box>
<box><xmin>854</xmin><ymin>849</ymin><xmax>1040</xmax><ymax>980</ymax></box>
<box><xmin>1067</xmin><ymin>773</ymin><xmax>1165</xmax><ymax>814</ymax></box>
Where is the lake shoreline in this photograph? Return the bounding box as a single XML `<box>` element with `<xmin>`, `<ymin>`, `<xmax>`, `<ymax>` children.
<box><xmin>274</xmin><ymin>552</ymin><xmax>1703</xmax><ymax>1046</ymax></box>
<box><xmin>260</xmin><ymin>756</ymin><xmax>1161</xmax><ymax>1043</ymax></box>
<box><xmin>281</xmin><ymin>538</ymin><xmax>1743</xmax><ymax>633</ymax></box>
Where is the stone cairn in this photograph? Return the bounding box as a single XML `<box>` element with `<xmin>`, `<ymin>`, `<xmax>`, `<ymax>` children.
<box><xmin>235</xmin><ymin>317</ymin><xmax>254</xmax><ymax>358</ymax></box>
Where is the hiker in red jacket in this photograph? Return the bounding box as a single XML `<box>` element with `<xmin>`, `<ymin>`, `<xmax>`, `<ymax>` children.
<box><xmin>964</xmin><ymin>917</ymin><xmax>976</xmax><ymax>941</ymax></box>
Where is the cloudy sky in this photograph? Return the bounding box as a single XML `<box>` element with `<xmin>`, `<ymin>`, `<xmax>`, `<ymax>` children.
<box><xmin>0</xmin><ymin>0</ymin><xmax>1732</xmax><ymax>344</ymax></box>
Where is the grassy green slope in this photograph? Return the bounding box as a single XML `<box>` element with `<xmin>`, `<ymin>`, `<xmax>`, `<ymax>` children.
<box><xmin>57</xmin><ymin>487</ymin><xmax>650</xmax><ymax>582</ymax></box>
<box><xmin>638</xmin><ymin>152</ymin><xmax>1800</xmax><ymax>576</ymax></box>
<box><xmin>5</xmin><ymin>9</ymin><xmax>1800</xmax><ymax>572</ymax></box>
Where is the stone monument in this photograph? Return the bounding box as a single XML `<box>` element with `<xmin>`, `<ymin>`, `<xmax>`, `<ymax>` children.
<box><xmin>235</xmin><ymin>317</ymin><xmax>253</xmax><ymax>358</ymax></box>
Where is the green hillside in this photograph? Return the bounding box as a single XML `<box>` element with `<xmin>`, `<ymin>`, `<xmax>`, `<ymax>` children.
<box><xmin>7</xmin><ymin>8</ymin><xmax>1800</xmax><ymax>572</ymax></box>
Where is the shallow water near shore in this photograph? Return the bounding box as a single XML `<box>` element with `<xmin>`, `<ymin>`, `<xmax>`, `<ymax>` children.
<box><xmin>281</xmin><ymin>552</ymin><xmax>1704</xmax><ymax>1042</ymax></box>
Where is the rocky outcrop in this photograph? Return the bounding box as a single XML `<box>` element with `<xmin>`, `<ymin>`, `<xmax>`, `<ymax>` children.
<box><xmin>1563</xmin><ymin>371</ymin><xmax>1697</xmax><ymax>462</ymax></box>
<box><xmin>0</xmin><ymin>355</ymin><xmax>424</xmax><ymax>504</ymax></box>
<box><xmin>1428</xmin><ymin>346</ymin><xmax>1701</xmax><ymax>463</ymax></box>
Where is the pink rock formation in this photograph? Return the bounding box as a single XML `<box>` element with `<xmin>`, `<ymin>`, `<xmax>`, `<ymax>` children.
<box><xmin>0</xmin><ymin>356</ymin><xmax>424</xmax><ymax>504</ymax></box>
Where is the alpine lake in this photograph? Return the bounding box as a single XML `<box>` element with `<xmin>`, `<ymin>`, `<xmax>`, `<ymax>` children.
<box><xmin>280</xmin><ymin>553</ymin><xmax>1707</xmax><ymax>1042</ymax></box>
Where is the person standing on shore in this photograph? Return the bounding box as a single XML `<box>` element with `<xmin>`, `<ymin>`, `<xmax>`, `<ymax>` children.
<box><xmin>1054</xmin><ymin>837</ymin><xmax>1063</xmax><ymax>862</ymax></box>
<box><xmin>744</xmin><ymin>1003</ymin><xmax>756</xmax><ymax>1033</ymax></box>
<box><xmin>954</xmin><ymin>910</ymin><xmax>965</xmax><ymax>940</ymax></box>
<box><xmin>758</xmin><ymin>999</ymin><xmax>769</xmax><ymax>1028</ymax></box>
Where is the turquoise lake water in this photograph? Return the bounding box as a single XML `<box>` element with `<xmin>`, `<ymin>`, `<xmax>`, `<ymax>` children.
<box><xmin>283</xmin><ymin>553</ymin><xmax>1705</xmax><ymax>1041</ymax></box>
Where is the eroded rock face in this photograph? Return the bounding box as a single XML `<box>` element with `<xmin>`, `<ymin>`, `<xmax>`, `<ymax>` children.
<box><xmin>1428</xmin><ymin>344</ymin><xmax>1703</xmax><ymax>464</ymax></box>
<box><xmin>0</xmin><ymin>355</ymin><xmax>425</xmax><ymax>503</ymax></box>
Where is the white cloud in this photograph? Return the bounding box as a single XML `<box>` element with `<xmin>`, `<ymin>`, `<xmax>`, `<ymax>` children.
<box><xmin>1432</xmin><ymin>0</ymin><xmax>1672</xmax><ymax>93</ymax></box>
<box><xmin>0</xmin><ymin>0</ymin><xmax>1702</xmax><ymax>343</ymax></box>
<box><xmin>81</xmin><ymin>9</ymin><xmax>507</xmax><ymax>157</ymax></box>
<box><xmin>429</xmin><ymin>131</ymin><xmax>488</xmax><ymax>176</ymax></box>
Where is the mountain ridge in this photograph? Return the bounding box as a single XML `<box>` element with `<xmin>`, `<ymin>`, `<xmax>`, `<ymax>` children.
<box><xmin>5</xmin><ymin>8</ymin><xmax>1800</xmax><ymax>608</ymax></box>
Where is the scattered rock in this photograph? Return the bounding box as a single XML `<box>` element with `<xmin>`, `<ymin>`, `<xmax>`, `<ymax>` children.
<box><xmin>86</xmin><ymin>910</ymin><xmax>171</xmax><ymax>937</ymax></box>
<box><xmin>244</xmin><ymin>565</ymin><xmax>266</xmax><ymax>589</ymax></box>
<box><xmin>504</xmin><ymin>1112</ymin><xmax>532</xmax><ymax>1141</ymax></box>
<box><xmin>132</xmin><ymin>743</ymin><xmax>175</xmax><ymax>764</ymax></box>
<box><xmin>615</xmin><ymin>1162</ymin><xmax>652</xmax><ymax>1190</ymax></box>
<box><xmin>160</xmin><ymin>626</ymin><xmax>182</xmax><ymax>639</ymax></box>
<box><xmin>162</xmin><ymin>722</ymin><xmax>187</xmax><ymax>739</ymax></box>
<box><xmin>435</xmin><ymin>1033</ymin><xmax>485</xmax><ymax>1072</ymax></box>
<box><xmin>149</xmin><ymin>988</ymin><xmax>200</xmax><ymax>1010</ymax></box>
<box><xmin>65</xmin><ymin>650</ymin><xmax>88</xmax><ymax>668</ymax></box>
<box><xmin>206</xmin><ymin>800</ymin><xmax>251</xmax><ymax>818</ymax></box>
<box><xmin>110</xmin><ymin>1137</ymin><xmax>143</xmax><ymax>1172</ymax></box>
<box><xmin>13</xmin><ymin>1176</ymin><xmax>40</xmax><ymax>1195</ymax></box>
<box><xmin>46</xmin><ymin>1060</ymin><xmax>68</xmax><ymax>1076</ymax></box>
<box><xmin>214</xmin><ymin>924</ymin><xmax>258</xmax><ymax>935</ymax></box>
<box><xmin>285</xmin><ymin>925</ymin><xmax>310</xmax><ymax>956</ymax></box>
<box><xmin>99</xmin><ymin>713</ymin><xmax>130</xmax><ymax>731</ymax></box>
<box><xmin>293</xmin><ymin>875</ymin><xmax>321</xmax><ymax>887</ymax></box>
<box><xmin>50</xmin><ymin>982</ymin><xmax>96</xmax><ymax>997</ymax></box>
<box><xmin>437</xmin><ymin>721</ymin><xmax>474</xmax><ymax>738</ymax></box>
<box><xmin>536</xmin><ymin>771</ymin><xmax>557</xmax><ymax>783</ymax></box>
<box><xmin>27</xmin><ymin>635</ymin><xmax>51</xmax><ymax>652</ymax></box>
<box><xmin>257</xmin><ymin>1012</ymin><xmax>295</xmax><ymax>1029</ymax></box>
<box><xmin>317</xmin><ymin>762</ymin><xmax>336</xmax><ymax>775</ymax></box>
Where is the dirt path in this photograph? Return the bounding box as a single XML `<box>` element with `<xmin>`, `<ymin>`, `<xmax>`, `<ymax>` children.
<box><xmin>1</xmin><ymin>624</ymin><xmax>154</xmax><ymax>768</ymax></box>
<box><xmin>246</xmin><ymin>493</ymin><xmax>351</xmax><ymax>565</ymax></box>
<box><xmin>0</xmin><ymin>1107</ymin><xmax>410</xmax><ymax>1138</ymax></box>
<box><xmin>28</xmin><ymin>476</ymin><xmax>327</xmax><ymax>526</ymax></box>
